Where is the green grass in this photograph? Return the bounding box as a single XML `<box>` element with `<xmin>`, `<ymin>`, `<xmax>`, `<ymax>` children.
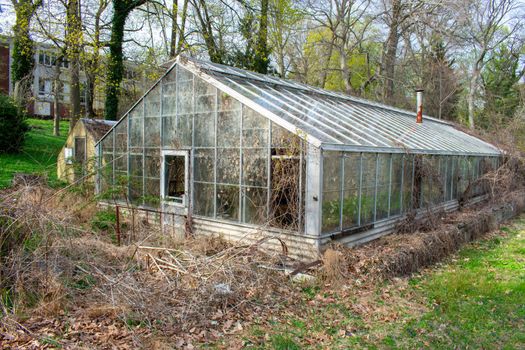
<box><xmin>396</xmin><ymin>220</ymin><xmax>525</xmax><ymax>349</ymax></box>
<box><xmin>243</xmin><ymin>215</ymin><xmax>525</xmax><ymax>349</ymax></box>
<box><xmin>0</xmin><ymin>118</ymin><xmax>68</xmax><ymax>188</ymax></box>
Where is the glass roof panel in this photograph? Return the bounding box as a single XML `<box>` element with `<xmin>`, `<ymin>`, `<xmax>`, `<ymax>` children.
<box><xmin>191</xmin><ymin>59</ymin><xmax>500</xmax><ymax>155</ymax></box>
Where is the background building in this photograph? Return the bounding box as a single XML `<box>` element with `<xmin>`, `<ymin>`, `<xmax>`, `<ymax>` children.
<box><xmin>0</xmin><ymin>35</ymin><xmax>155</xmax><ymax>119</ymax></box>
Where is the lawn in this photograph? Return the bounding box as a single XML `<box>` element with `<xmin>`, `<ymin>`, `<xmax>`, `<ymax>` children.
<box><xmin>241</xmin><ymin>215</ymin><xmax>525</xmax><ymax>349</ymax></box>
<box><xmin>0</xmin><ymin>118</ymin><xmax>68</xmax><ymax>188</ymax></box>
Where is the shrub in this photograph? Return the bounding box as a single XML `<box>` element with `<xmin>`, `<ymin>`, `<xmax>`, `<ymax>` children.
<box><xmin>91</xmin><ymin>209</ymin><xmax>117</xmax><ymax>232</ymax></box>
<box><xmin>0</xmin><ymin>94</ymin><xmax>29</xmax><ymax>153</ymax></box>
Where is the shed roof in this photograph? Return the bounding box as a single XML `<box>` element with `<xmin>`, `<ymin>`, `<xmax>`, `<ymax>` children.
<box><xmin>180</xmin><ymin>56</ymin><xmax>500</xmax><ymax>156</ymax></box>
<box><xmin>81</xmin><ymin>118</ymin><xmax>117</xmax><ymax>141</ymax></box>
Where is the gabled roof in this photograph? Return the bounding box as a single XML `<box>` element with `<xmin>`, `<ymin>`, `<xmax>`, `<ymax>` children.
<box><xmin>98</xmin><ymin>55</ymin><xmax>501</xmax><ymax>157</ymax></box>
<box><xmin>180</xmin><ymin>56</ymin><xmax>500</xmax><ymax>156</ymax></box>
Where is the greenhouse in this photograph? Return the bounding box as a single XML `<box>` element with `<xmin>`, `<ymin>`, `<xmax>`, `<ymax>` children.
<box><xmin>96</xmin><ymin>55</ymin><xmax>501</xmax><ymax>259</ymax></box>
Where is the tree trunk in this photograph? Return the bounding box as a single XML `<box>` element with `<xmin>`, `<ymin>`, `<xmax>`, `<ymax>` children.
<box><xmin>176</xmin><ymin>0</ymin><xmax>188</xmax><ymax>54</ymax></box>
<box><xmin>66</xmin><ymin>0</ymin><xmax>82</xmax><ymax>130</ymax></box>
<box><xmin>320</xmin><ymin>37</ymin><xmax>335</xmax><ymax>89</ymax></box>
<box><xmin>169</xmin><ymin>0</ymin><xmax>178</xmax><ymax>57</ymax></box>
<box><xmin>11</xmin><ymin>0</ymin><xmax>39</xmax><ymax>108</ymax></box>
<box><xmin>193</xmin><ymin>0</ymin><xmax>223</xmax><ymax>63</ymax></box>
<box><xmin>467</xmin><ymin>70</ymin><xmax>478</xmax><ymax>129</ymax></box>
<box><xmin>85</xmin><ymin>1</ymin><xmax>106</xmax><ymax>118</ymax></box>
<box><xmin>53</xmin><ymin>58</ymin><xmax>62</xmax><ymax>136</ymax></box>
<box><xmin>382</xmin><ymin>0</ymin><xmax>401</xmax><ymax>104</ymax></box>
<box><xmin>339</xmin><ymin>47</ymin><xmax>352</xmax><ymax>94</ymax></box>
<box><xmin>85</xmin><ymin>69</ymin><xmax>96</xmax><ymax>117</ymax></box>
<box><xmin>253</xmin><ymin>0</ymin><xmax>270</xmax><ymax>74</ymax></box>
<box><xmin>105</xmin><ymin>1</ymin><xmax>131</xmax><ymax>120</ymax></box>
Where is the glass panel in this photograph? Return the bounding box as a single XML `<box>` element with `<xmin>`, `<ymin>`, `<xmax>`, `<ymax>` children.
<box><xmin>194</xmin><ymin>112</ymin><xmax>215</xmax><ymax>147</ymax></box>
<box><xmin>195</xmin><ymin>94</ymin><xmax>216</xmax><ymax>113</ymax></box>
<box><xmin>322</xmin><ymin>152</ymin><xmax>341</xmax><ymax>233</ymax></box>
<box><xmin>144</xmin><ymin>117</ymin><xmax>160</xmax><ymax>147</ymax></box>
<box><xmin>114</xmin><ymin>120</ymin><xmax>128</xmax><ymax>152</ymax></box>
<box><xmin>162</xmin><ymin>116</ymin><xmax>177</xmax><ymax>148</ymax></box>
<box><xmin>176</xmin><ymin>114</ymin><xmax>192</xmax><ymax>147</ymax></box>
<box><xmin>243</xmin><ymin>129</ymin><xmax>268</xmax><ymax>149</ymax></box>
<box><xmin>194</xmin><ymin>182</ymin><xmax>214</xmax><ymax>217</ymax></box>
<box><xmin>194</xmin><ymin>76</ymin><xmax>216</xmax><ymax>96</ymax></box>
<box><xmin>129</xmin><ymin>153</ymin><xmax>143</xmax><ymax>177</ymax></box>
<box><xmin>360</xmin><ymin>153</ymin><xmax>376</xmax><ymax>225</ymax></box>
<box><xmin>402</xmin><ymin>155</ymin><xmax>414</xmax><ymax>211</ymax></box>
<box><xmin>100</xmin><ymin>152</ymin><xmax>113</xmax><ymax>192</ymax></box>
<box><xmin>177</xmin><ymin>65</ymin><xmax>194</xmax><ymax>82</ymax></box>
<box><xmin>217</xmin><ymin>111</ymin><xmax>241</xmax><ymax>148</ymax></box>
<box><xmin>342</xmin><ymin>153</ymin><xmax>360</xmax><ymax>229</ymax></box>
<box><xmin>242</xmin><ymin>107</ymin><xmax>268</xmax><ymax>148</ymax></box>
<box><xmin>272</xmin><ymin>122</ymin><xmax>299</xmax><ymax>152</ymax></box>
<box><xmin>242</xmin><ymin>148</ymin><xmax>267</xmax><ymax>187</ymax></box>
<box><xmin>177</xmin><ymin>79</ymin><xmax>193</xmax><ymax>115</ymax></box>
<box><xmin>322</xmin><ymin>190</ymin><xmax>340</xmax><ymax>233</ymax></box>
<box><xmin>113</xmin><ymin>171</ymin><xmax>128</xmax><ymax>201</ymax></box>
<box><xmin>144</xmin><ymin>84</ymin><xmax>161</xmax><ymax>117</ymax></box>
<box><xmin>217</xmin><ymin>148</ymin><xmax>239</xmax><ymax>184</ymax></box>
<box><xmin>162</xmin><ymin>82</ymin><xmax>176</xmax><ymax>116</ymax></box>
<box><xmin>164</xmin><ymin>66</ymin><xmax>176</xmax><ymax>82</ymax></box>
<box><xmin>242</xmin><ymin>187</ymin><xmax>267</xmax><ymax>225</ymax></box>
<box><xmin>129</xmin><ymin>176</ymin><xmax>143</xmax><ymax>205</ymax></box>
<box><xmin>101</xmin><ymin>132</ymin><xmax>114</xmax><ymax>151</ymax></box>
<box><xmin>194</xmin><ymin>148</ymin><xmax>215</xmax><ymax>183</ymax></box>
<box><xmin>390</xmin><ymin>154</ymin><xmax>403</xmax><ymax>216</ymax></box>
<box><xmin>375</xmin><ymin>154</ymin><xmax>390</xmax><ymax>220</ymax></box>
<box><xmin>218</xmin><ymin>91</ymin><xmax>241</xmax><ymax>112</ymax></box>
<box><xmin>144</xmin><ymin>178</ymin><xmax>160</xmax><ymax>208</ymax></box>
<box><xmin>129</xmin><ymin>103</ymin><xmax>143</xmax><ymax>147</ymax></box>
<box><xmin>216</xmin><ymin>184</ymin><xmax>239</xmax><ymax>221</ymax></box>
<box><xmin>144</xmin><ymin>149</ymin><xmax>160</xmax><ymax>178</ymax></box>
<box><xmin>445</xmin><ymin>157</ymin><xmax>453</xmax><ymax>201</ymax></box>
<box><xmin>114</xmin><ymin>152</ymin><xmax>127</xmax><ymax>172</ymax></box>
<box><xmin>243</xmin><ymin>106</ymin><xmax>267</xmax><ymax>129</ymax></box>
<box><xmin>195</xmin><ymin>77</ymin><xmax>216</xmax><ymax>114</ymax></box>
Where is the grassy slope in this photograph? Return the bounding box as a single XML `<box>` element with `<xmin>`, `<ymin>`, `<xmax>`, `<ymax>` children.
<box><xmin>0</xmin><ymin>119</ymin><xmax>68</xmax><ymax>188</ymax></box>
<box><xmin>243</xmin><ymin>215</ymin><xmax>525</xmax><ymax>349</ymax></box>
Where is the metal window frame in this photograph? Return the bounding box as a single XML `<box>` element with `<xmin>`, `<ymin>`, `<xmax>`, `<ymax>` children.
<box><xmin>161</xmin><ymin>150</ymin><xmax>190</xmax><ymax>207</ymax></box>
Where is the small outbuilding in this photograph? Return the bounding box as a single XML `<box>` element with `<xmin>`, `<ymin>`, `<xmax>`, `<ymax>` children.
<box><xmin>58</xmin><ymin>118</ymin><xmax>116</xmax><ymax>184</ymax></box>
<box><xmin>95</xmin><ymin>56</ymin><xmax>501</xmax><ymax>260</ymax></box>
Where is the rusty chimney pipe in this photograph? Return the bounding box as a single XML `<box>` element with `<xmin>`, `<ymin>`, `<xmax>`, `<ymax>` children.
<box><xmin>416</xmin><ymin>89</ymin><xmax>424</xmax><ymax>123</ymax></box>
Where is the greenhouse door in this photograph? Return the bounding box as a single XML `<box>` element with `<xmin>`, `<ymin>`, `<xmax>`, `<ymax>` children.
<box><xmin>161</xmin><ymin>150</ymin><xmax>190</xmax><ymax>237</ymax></box>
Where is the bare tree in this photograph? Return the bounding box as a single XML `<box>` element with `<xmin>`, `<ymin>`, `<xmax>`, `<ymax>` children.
<box><xmin>379</xmin><ymin>0</ymin><xmax>425</xmax><ymax>104</ymax></box>
<box><xmin>454</xmin><ymin>0</ymin><xmax>523</xmax><ymax>128</ymax></box>
<box><xmin>66</xmin><ymin>0</ymin><xmax>82</xmax><ymax>130</ymax></box>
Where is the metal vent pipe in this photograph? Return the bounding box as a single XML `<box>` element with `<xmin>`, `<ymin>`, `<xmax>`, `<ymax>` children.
<box><xmin>416</xmin><ymin>89</ymin><xmax>424</xmax><ymax>123</ymax></box>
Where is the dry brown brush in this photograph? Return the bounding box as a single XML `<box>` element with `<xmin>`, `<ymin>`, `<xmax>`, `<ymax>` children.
<box><xmin>0</xmin><ymin>184</ymin><xmax>299</xmax><ymax>347</ymax></box>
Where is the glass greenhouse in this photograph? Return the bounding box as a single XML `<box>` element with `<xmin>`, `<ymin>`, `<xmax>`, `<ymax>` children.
<box><xmin>96</xmin><ymin>56</ymin><xmax>501</xmax><ymax>258</ymax></box>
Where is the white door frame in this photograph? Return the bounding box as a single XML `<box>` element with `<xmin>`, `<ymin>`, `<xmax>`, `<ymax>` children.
<box><xmin>160</xmin><ymin>150</ymin><xmax>190</xmax><ymax>207</ymax></box>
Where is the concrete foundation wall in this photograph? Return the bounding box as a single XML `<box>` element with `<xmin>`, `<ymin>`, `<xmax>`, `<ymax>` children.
<box><xmin>100</xmin><ymin>193</ymin><xmax>520</xmax><ymax>262</ymax></box>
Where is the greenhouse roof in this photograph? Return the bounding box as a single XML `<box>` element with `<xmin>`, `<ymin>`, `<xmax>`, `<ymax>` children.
<box><xmin>100</xmin><ymin>55</ymin><xmax>501</xmax><ymax>157</ymax></box>
<box><xmin>179</xmin><ymin>56</ymin><xmax>500</xmax><ymax>156</ymax></box>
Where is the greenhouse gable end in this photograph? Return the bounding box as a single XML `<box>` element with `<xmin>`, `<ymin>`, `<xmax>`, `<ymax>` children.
<box><xmin>95</xmin><ymin>55</ymin><xmax>501</xmax><ymax>260</ymax></box>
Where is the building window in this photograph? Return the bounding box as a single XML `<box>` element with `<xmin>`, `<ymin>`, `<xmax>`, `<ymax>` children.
<box><xmin>38</xmin><ymin>78</ymin><xmax>52</xmax><ymax>96</ymax></box>
<box><xmin>80</xmin><ymin>82</ymin><xmax>87</xmax><ymax>105</ymax></box>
